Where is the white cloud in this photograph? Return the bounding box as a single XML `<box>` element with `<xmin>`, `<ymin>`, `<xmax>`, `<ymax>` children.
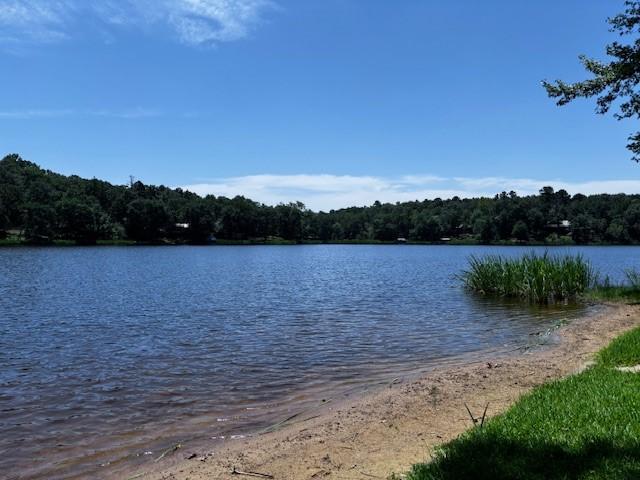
<box><xmin>181</xmin><ymin>174</ymin><xmax>640</xmax><ymax>212</ymax></box>
<box><xmin>0</xmin><ymin>0</ymin><xmax>274</xmax><ymax>48</ymax></box>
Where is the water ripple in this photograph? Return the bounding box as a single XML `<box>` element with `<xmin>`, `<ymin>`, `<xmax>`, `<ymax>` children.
<box><xmin>1</xmin><ymin>245</ymin><xmax>638</xmax><ymax>479</ymax></box>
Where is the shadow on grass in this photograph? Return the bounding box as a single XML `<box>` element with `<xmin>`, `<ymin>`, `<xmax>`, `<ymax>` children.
<box><xmin>410</xmin><ymin>434</ymin><xmax>640</xmax><ymax>480</ymax></box>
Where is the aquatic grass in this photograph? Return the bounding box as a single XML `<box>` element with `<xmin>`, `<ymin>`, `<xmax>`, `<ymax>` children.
<box><xmin>461</xmin><ymin>252</ymin><xmax>597</xmax><ymax>303</ymax></box>
<box><xmin>587</xmin><ymin>269</ymin><xmax>640</xmax><ymax>303</ymax></box>
<box><xmin>625</xmin><ymin>268</ymin><xmax>640</xmax><ymax>290</ymax></box>
<box><xmin>405</xmin><ymin>326</ymin><xmax>640</xmax><ymax>480</ymax></box>
<box><xmin>587</xmin><ymin>285</ymin><xmax>640</xmax><ymax>303</ymax></box>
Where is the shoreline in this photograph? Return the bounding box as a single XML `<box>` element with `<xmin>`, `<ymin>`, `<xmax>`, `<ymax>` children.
<box><xmin>122</xmin><ymin>303</ymin><xmax>640</xmax><ymax>480</ymax></box>
<box><xmin>4</xmin><ymin>239</ymin><xmax>640</xmax><ymax>248</ymax></box>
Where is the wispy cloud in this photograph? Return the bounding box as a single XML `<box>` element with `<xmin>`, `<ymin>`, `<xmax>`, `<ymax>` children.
<box><xmin>0</xmin><ymin>0</ymin><xmax>275</xmax><ymax>49</ymax></box>
<box><xmin>0</xmin><ymin>107</ymin><xmax>161</xmax><ymax>119</ymax></box>
<box><xmin>0</xmin><ymin>108</ymin><xmax>74</xmax><ymax>119</ymax></box>
<box><xmin>0</xmin><ymin>0</ymin><xmax>74</xmax><ymax>48</ymax></box>
<box><xmin>165</xmin><ymin>0</ymin><xmax>275</xmax><ymax>45</ymax></box>
<box><xmin>181</xmin><ymin>174</ymin><xmax>640</xmax><ymax>212</ymax></box>
<box><xmin>90</xmin><ymin>107</ymin><xmax>162</xmax><ymax>119</ymax></box>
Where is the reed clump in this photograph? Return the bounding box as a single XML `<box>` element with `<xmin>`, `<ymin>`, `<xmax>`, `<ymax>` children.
<box><xmin>461</xmin><ymin>252</ymin><xmax>596</xmax><ymax>303</ymax></box>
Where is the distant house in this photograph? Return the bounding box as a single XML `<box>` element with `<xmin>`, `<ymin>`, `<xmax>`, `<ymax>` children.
<box><xmin>175</xmin><ymin>223</ymin><xmax>190</xmax><ymax>229</ymax></box>
<box><xmin>455</xmin><ymin>223</ymin><xmax>470</xmax><ymax>235</ymax></box>
<box><xmin>545</xmin><ymin>220</ymin><xmax>571</xmax><ymax>233</ymax></box>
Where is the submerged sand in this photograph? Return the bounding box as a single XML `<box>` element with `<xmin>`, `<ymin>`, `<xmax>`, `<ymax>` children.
<box><xmin>125</xmin><ymin>304</ymin><xmax>639</xmax><ymax>480</ymax></box>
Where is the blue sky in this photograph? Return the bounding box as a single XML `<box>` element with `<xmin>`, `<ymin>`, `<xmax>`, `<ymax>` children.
<box><xmin>1</xmin><ymin>0</ymin><xmax>639</xmax><ymax>211</ymax></box>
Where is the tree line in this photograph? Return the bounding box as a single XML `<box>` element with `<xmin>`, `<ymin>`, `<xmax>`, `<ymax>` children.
<box><xmin>2</xmin><ymin>154</ymin><xmax>640</xmax><ymax>245</ymax></box>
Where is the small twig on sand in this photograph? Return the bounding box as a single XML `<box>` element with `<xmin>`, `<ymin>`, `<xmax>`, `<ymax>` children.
<box><xmin>154</xmin><ymin>443</ymin><xmax>181</xmax><ymax>462</ymax></box>
<box><xmin>357</xmin><ymin>471</ymin><xmax>384</xmax><ymax>479</ymax></box>
<box><xmin>463</xmin><ymin>403</ymin><xmax>477</xmax><ymax>426</ymax></box>
<box><xmin>231</xmin><ymin>466</ymin><xmax>274</xmax><ymax>478</ymax></box>
<box><xmin>480</xmin><ymin>402</ymin><xmax>489</xmax><ymax>428</ymax></box>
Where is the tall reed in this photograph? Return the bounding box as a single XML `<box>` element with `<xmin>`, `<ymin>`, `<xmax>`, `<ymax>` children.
<box><xmin>461</xmin><ymin>252</ymin><xmax>597</xmax><ymax>303</ymax></box>
<box><xmin>624</xmin><ymin>268</ymin><xmax>640</xmax><ymax>289</ymax></box>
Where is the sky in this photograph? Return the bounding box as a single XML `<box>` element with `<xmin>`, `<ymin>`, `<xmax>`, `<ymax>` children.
<box><xmin>1</xmin><ymin>0</ymin><xmax>639</xmax><ymax>211</ymax></box>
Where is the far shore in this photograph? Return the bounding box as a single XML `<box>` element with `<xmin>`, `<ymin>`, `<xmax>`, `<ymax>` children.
<box><xmin>3</xmin><ymin>237</ymin><xmax>640</xmax><ymax>247</ymax></box>
<box><xmin>118</xmin><ymin>303</ymin><xmax>640</xmax><ymax>480</ymax></box>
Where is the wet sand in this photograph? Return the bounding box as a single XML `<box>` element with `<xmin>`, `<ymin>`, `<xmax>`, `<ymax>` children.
<box><xmin>119</xmin><ymin>303</ymin><xmax>640</xmax><ymax>480</ymax></box>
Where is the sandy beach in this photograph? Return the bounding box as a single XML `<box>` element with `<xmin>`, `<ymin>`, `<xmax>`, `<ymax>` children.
<box><xmin>120</xmin><ymin>303</ymin><xmax>640</xmax><ymax>480</ymax></box>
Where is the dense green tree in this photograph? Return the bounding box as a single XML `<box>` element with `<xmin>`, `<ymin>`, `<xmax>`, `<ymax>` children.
<box><xmin>330</xmin><ymin>222</ymin><xmax>344</xmax><ymax>240</ymax></box>
<box><xmin>184</xmin><ymin>201</ymin><xmax>216</xmax><ymax>243</ymax></box>
<box><xmin>0</xmin><ymin>159</ymin><xmax>26</xmax><ymax>226</ymax></box>
<box><xmin>511</xmin><ymin>220</ymin><xmax>530</xmax><ymax>241</ymax></box>
<box><xmin>55</xmin><ymin>197</ymin><xmax>111</xmax><ymax>244</ymax></box>
<box><xmin>372</xmin><ymin>217</ymin><xmax>398</xmax><ymax>241</ymax></box>
<box><xmin>0</xmin><ymin>198</ymin><xmax>8</xmax><ymax>231</ymax></box>
<box><xmin>125</xmin><ymin>199</ymin><xmax>170</xmax><ymax>242</ymax></box>
<box><xmin>23</xmin><ymin>203</ymin><xmax>56</xmax><ymax>241</ymax></box>
<box><xmin>274</xmin><ymin>202</ymin><xmax>305</xmax><ymax>241</ymax></box>
<box><xmin>311</xmin><ymin>213</ymin><xmax>333</xmax><ymax>241</ymax></box>
<box><xmin>571</xmin><ymin>213</ymin><xmax>594</xmax><ymax>244</ymax></box>
<box><xmin>526</xmin><ymin>208</ymin><xmax>546</xmax><ymax>240</ymax></box>
<box><xmin>606</xmin><ymin>218</ymin><xmax>630</xmax><ymax>242</ymax></box>
<box><xmin>217</xmin><ymin>196</ymin><xmax>261</xmax><ymax>240</ymax></box>
<box><xmin>26</xmin><ymin>179</ymin><xmax>57</xmax><ymax>205</ymax></box>
<box><xmin>473</xmin><ymin>217</ymin><xmax>497</xmax><ymax>244</ymax></box>
<box><xmin>624</xmin><ymin>201</ymin><xmax>640</xmax><ymax>240</ymax></box>
<box><xmin>411</xmin><ymin>213</ymin><xmax>442</xmax><ymax>241</ymax></box>
<box><xmin>544</xmin><ymin>1</ymin><xmax>640</xmax><ymax>161</ymax></box>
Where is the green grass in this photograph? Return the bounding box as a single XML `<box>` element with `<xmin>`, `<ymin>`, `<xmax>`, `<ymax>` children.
<box><xmin>0</xmin><ymin>238</ymin><xmax>22</xmax><ymax>246</ymax></box>
<box><xmin>597</xmin><ymin>327</ymin><xmax>640</xmax><ymax>368</ymax></box>
<box><xmin>461</xmin><ymin>252</ymin><xmax>597</xmax><ymax>303</ymax></box>
<box><xmin>96</xmin><ymin>239</ymin><xmax>136</xmax><ymax>246</ymax></box>
<box><xmin>215</xmin><ymin>238</ymin><xmax>298</xmax><ymax>245</ymax></box>
<box><xmin>405</xmin><ymin>327</ymin><xmax>640</xmax><ymax>480</ymax></box>
<box><xmin>0</xmin><ymin>238</ymin><xmax>136</xmax><ymax>247</ymax></box>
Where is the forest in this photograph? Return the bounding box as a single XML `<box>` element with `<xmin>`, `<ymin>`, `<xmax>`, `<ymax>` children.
<box><xmin>2</xmin><ymin>153</ymin><xmax>640</xmax><ymax>245</ymax></box>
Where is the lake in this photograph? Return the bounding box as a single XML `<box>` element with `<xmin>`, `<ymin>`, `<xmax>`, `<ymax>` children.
<box><xmin>1</xmin><ymin>245</ymin><xmax>638</xmax><ymax>479</ymax></box>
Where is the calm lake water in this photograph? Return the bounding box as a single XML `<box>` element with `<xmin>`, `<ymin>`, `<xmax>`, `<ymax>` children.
<box><xmin>1</xmin><ymin>245</ymin><xmax>638</xmax><ymax>479</ymax></box>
